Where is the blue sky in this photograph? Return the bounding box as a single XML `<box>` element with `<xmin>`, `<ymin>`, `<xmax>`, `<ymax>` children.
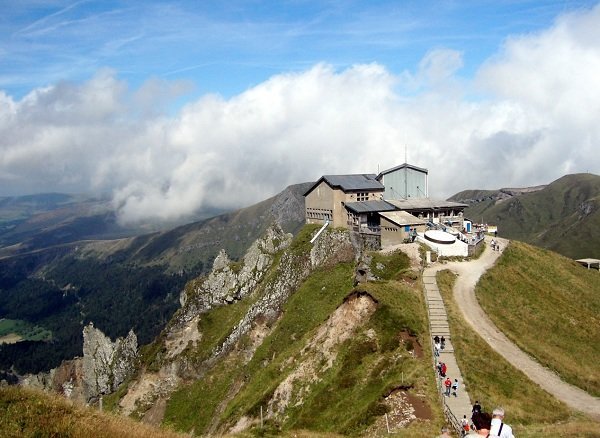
<box><xmin>1</xmin><ymin>1</ymin><xmax>600</xmax><ymax>222</ymax></box>
<box><xmin>3</xmin><ymin>0</ymin><xmax>595</xmax><ymax>100</ymax></box>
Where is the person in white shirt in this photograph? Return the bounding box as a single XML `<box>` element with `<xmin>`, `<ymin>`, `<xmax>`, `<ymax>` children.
<box><xmin>490</xmin><ymin>407</ymin><xmax>515</xmax><ymax>438</ymax></box>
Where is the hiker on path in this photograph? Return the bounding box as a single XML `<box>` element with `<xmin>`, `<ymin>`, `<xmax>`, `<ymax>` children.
<box><xmin>452</xmin><ymin>379</ymin><xmax>459</xmax><ymax>397</ymax></box>
<box><xmin>444</xmin><ymin>377</ymin><xmax>452</xmax><ymax>396</ymax></box>
<box><xmin>462</xmin><ymin>415</ymin><xmax>471</xmax><ymax>433</ymax></box>
<box><xmin>434</xmin><ymin>335</ymin><xmax>440</xmax><ymax>344</ymax></box>
<box><xmin>441</xmin><ymin>362</ymin><xmax>447</xmax><ymax>377</ymax></box>
<box><xmin>441</xmin><ymin>335</ymin><xmax>446</xmax><ymax>349</ymax></box>
<box><xmin>471</xmin><ymin>400</ymin><xmax>482</xmax><ymax>425</ymax></box>
<box><xmin>437</xmin><ymin>362</ymin><xmax>443</xmax><ymax>376</ymax></box>
<box><xmin>490</xmin><ymin>239</ymin><xmax>496</xmax><ymax>250</ymax></box>
<box><xmin>490</xmin><ymin>407</ymin><xmax>515</xmax><ymax>438</ymax></box>
<box><xmin>434</xmin><ymin>341</ymin><xmax>441</xmax><ymax>357</ymax></box>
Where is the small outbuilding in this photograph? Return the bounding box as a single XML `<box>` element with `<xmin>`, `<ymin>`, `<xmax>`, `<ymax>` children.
<box><xmin>379</xmin><ymin>210</ymin><xmax>427</xmax><ymax>247</ymax></box>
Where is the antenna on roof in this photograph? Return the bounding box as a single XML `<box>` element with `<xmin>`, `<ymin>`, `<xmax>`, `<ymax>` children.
<box><xmin>405</xmin><ymin>143</ymin><xmax>408</xmax><ymax>164</ymax></box>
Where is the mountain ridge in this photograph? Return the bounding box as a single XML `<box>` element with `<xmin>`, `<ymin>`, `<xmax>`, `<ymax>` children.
<box><xmin>449</xmin><ymin>173</ymin><xmax>600</xmax><ymax>259</ymax></box>
<box><xmin>0</xmin><ymin>182</ymin><xmax>311</xmax><ymax>376</ymax></box>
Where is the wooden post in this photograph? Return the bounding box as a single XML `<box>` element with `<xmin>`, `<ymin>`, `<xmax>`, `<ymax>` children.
<box><xmin>260</xmin><ymin>405</ymin><xmax>263</xmax><ymax>428</ymax></box>
<box><xmin>385</xmin><ymin>413</ymin><xmax>390</xmax><ymax>434</ymax></box>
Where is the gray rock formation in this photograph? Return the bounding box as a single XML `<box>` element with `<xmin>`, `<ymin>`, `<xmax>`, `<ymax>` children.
<box><xmin>211</xmin><ymin>227</ymin><xmax>356</xmax><ymax>361</ymax></box>
<box><xmin>82</xmin><ymin>323</ymin><xmax>138</xmax><ymax>401</ymax></box>
<box><xmin>175</xmin><ymin>224</ymin><xmax>293</xmax><ymax>328</ymax></box>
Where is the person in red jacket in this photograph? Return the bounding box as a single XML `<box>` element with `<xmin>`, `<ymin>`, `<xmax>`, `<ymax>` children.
<box><xmin>444</xmin><ymin>377</ymin><xmax>452</xmax><ymax>397</ymax></box>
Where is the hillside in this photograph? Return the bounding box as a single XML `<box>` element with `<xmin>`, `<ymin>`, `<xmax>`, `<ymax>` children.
<box><xmin>0</xmin><ymin>386</ymin><xmax>186</xmax><ymax>438</ymax></box>
<box><xmin>0</xmin><ymin>193</ymin><xmax>145</xmax><ymax>257</ymax></box>
<box><xmin>476</xmin><ymin>241</ymin><xmax>600</xmax><ymax>397</ymax></box>
<box><xmin>449</xmin><ymin>173</ymin><xmax>600</xmax><ymax>259</ymax></box>
<box><xmin>0</xmin><ymin>183</ymin><xmax>311</xmax><ymax>376</ymax></box>
<box><xmin>102</xmin><ymin>225</ymin><xmax>443</xmax><ymax>437</ymax></box>
<box><xmin>8</xmin><ymin>227</ymin><xmax>600</xmax><ymax>437</ymax></box>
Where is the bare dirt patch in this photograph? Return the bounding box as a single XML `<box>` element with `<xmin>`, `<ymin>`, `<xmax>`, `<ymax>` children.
<box><xmin>142</xmin><ymin>397</ymin><xmax>167</xmax><ymax>426</ymax></box>
<box><xmin>369</xmin><ymin>388</ymin><xmax>433</xmax><ymax>433</ymax></box>
<box><xmin>268</xmin><ymin>292</ymin><xmax>378</xmax><ymax>417</ymax></box>
<box><xmin>164</xmin><ymin>315</ymin><xmax>202</xmax><ymax>359</ymax></box>
<box><xmin>398</xmin><ymin>330</ymin><xmax>423</xmax><ymax>358</ymax></box>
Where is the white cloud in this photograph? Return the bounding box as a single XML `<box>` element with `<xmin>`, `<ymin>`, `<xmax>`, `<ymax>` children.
<box><xmin>1</xmin><ymin>5</ymin><xmax>599</xmax><ymax>224</ymax></box>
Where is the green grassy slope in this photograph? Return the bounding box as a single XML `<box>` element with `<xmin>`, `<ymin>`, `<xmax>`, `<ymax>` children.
<box><xmin>437</xmin><ymin>270</ymin><xmax>599</xmax><ymax>437</ymax></box>
<box><xmin>163</xmin><ymin>231</ymin><xmax>443</xmax><ymax>437</ymax></box>
<box><xmin>437</xmin><ymin>270</ymin><xmax>573</xmax><ymax>423</ymax></box>
<box><xmin>0</xmin><ymin>386</ymin><xmax>186</xmax><ymax>438</ymax></box>
<box><xmin>476</xmin><ymin>241</ymin><xmax>600</xmax><ymax>397</ymax></box>
<box><xmin>452</xmin><ymin>173</ymin><xmax>600</xmax><ymax>259</ymax></box>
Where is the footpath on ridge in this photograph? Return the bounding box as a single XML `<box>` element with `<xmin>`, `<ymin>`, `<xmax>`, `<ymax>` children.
<box><xmin>423</xmin><ymin>236</ymin><xmax>600</xmax><ymax>423</ymax></box>
<box><xmin>422</xmin><ymin>267</ymin><xmax>472</xmax><ymax>430</ymax></box>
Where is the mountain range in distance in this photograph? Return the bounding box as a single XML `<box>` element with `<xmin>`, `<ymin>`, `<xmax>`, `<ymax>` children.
<box><xmin>0</xmin><ymin>183</ymin><xmax>310</xmax><ymax>375</ymax></box>
<box><xmin>451</xmin><ymin>173</ymin><xmax>600</xmax><ymax>260</ymax></box>
<box><xmin>0</xmin><ymin>173</ymin><xmax>598</xmax><ymax>377</ymax></box>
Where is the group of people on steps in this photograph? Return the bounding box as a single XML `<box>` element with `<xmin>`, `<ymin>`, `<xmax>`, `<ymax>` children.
<box><xmin>434</xmin><ymin>331</ymin><xmax>515</xmax><ymax>437</ymax></box>
<box><xmin>438</xmin><ymin>403</ymin><xmax>515</xmax><ymax>437</ymax></box>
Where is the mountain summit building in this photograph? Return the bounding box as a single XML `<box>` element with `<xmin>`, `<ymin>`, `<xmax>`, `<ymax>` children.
<box><xmin>376</xmin><ymin>163</ymin><xmax>428</xmax><ymax>200</ymax></box>
<box><xmin>304</xmin><ymin>163</ymin><xmax>469</xmax><ymax>250</ymax></box>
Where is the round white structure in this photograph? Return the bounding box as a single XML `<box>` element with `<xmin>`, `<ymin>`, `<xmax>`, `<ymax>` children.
<box><xmin>424</xmin><ymin>230</ymin><xmax>456</xmax><ymax>245</ymax></box>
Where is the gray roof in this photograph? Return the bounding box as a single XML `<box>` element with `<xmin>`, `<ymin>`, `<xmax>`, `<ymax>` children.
<box><xmin>377</xmin><ymin>163</ymin><xmax>428</xmax><ymax>179</ymax></box>
<box><xmin>380</xmin><ymin>211</ymin><xmax>427</xmax><ymax>226</ymax></box>
<box><xmin>344</xmin><ymin>200</ymin><xmax>396</xmax><ymax>214</ymax></box>
<box><xmin>304</xmin><ymin>174</ymin><xmax>384</xmax><ymax>196</ymax></box>
<box><xmin>386</xmin><ymin>198</ymin><xmax>468</xmax><ymax>210</ymax></box>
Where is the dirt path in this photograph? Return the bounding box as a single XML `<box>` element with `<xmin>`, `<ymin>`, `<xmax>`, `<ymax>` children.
<box><xmin>428</xmin><ymin>237</ymin><xmax>600</xmax><ymax>421</ymax></box>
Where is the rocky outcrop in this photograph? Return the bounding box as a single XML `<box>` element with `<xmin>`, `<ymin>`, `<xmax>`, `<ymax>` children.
<box><xmin>20</xmin><ymin>359</ymin><xmax>85</xmax><ymax>403</ymax></box>
<box><xmin>117</xmin><ymin>224</ymin><xmax>295</xmax><ymax>418</ymax></box>
<box><xmin>210</xmin><ymin>227</ymin><xmax>355</xmax><ymax>362</ymax></box>
<box><xmin>20</xmin><ymin>324</ymin><xmax>137</xmax><ymax>403</ymax></box>
<box><xmin>175</xmin><ymin>224</ymin><xmax>293</xmax><ymax>329</ymax></box>
<box><xmin>578</xmin><ymin>199</ymin><xmax>597</xmax><ymax>217</ymax></box>
<box><xmin>82</xmin><ymin>323</ymin><xmax>138</xmax><ymax>401</ymax></box>
<box><xmin>115</xmin><ymin>226</ymin><xmax>358</xmax><ymax>423</ymax></box>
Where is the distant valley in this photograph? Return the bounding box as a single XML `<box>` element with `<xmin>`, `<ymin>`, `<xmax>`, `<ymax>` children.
<box><xmin>0</xmin><ymin>183</ymin><xmax>310</xmax><ymax>375</ymax></box>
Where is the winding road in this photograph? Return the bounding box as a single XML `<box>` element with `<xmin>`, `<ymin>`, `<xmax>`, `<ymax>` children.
<box><xmin>425</xmin><ymin>236</ymin><xmax>600</xmax><ymax>421</ymax></box>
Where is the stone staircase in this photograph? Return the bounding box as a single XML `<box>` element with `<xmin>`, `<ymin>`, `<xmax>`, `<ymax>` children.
<box><xmin>423</xmin><ymin>267</ymin><xmax>473</xmax><ymax>434</ymax></box>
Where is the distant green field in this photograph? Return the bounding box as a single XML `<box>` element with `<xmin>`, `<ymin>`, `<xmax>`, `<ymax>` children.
<box><xmin>0</xmin><ymin>319</ymin><xmax>52</xmax><ymax>343</ymax></box>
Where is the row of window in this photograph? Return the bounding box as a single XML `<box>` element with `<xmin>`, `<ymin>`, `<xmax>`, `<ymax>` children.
<box><xmin>307</xmin><ymin>208</ymin><xmax>332</xmax><ymax>220</ymax></box>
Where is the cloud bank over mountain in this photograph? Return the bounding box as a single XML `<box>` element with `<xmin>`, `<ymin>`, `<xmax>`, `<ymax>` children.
<box><xmin>1</xmin><ymin>5</ymin><xmax>599</xmax><ymax>223</ymax></box>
